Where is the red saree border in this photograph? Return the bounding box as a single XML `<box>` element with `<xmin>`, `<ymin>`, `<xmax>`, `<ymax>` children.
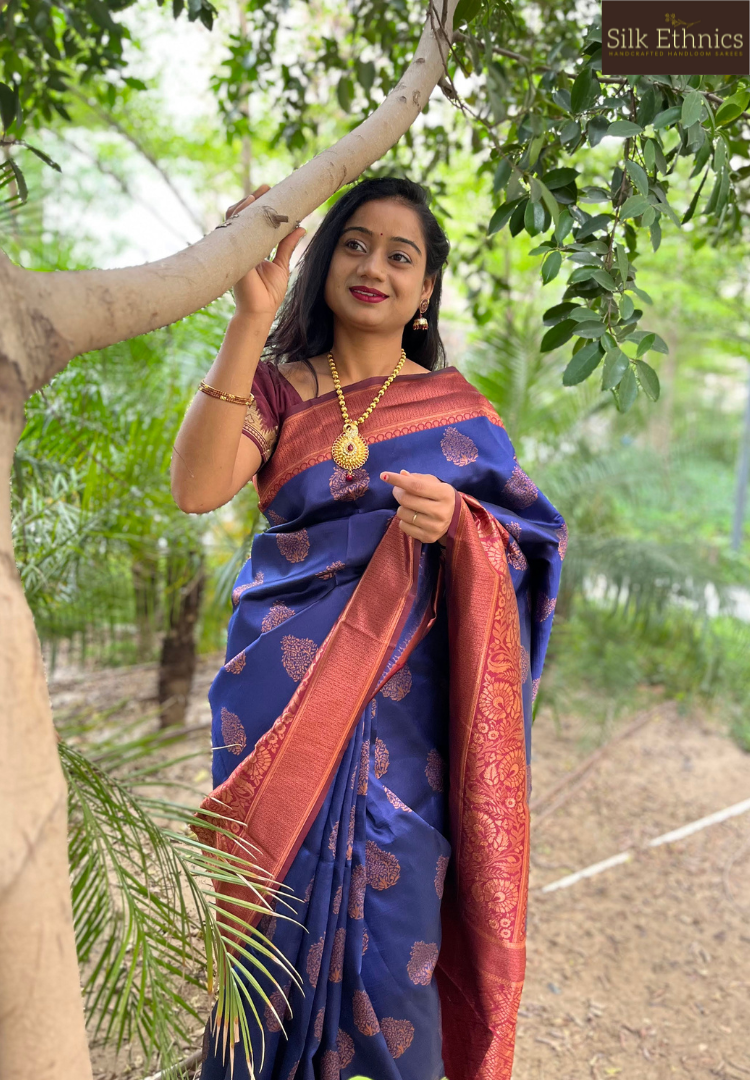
<box><xmin>280</xmin><ymin>365</ymin><xmax>459</xmax><ymax>419</ymax></box>
<box><xmin>193</xmin><ymin>514</ymin><xmax>438</xmax><ymax>934</ymax></box>
<box><xmin>256</xmin><ymin>369</ymin><xmax>504</xmax><ymax>512</ymax></box>
<box><xmin>438</xmin><ymin>491</ymin><xmax>528</xmax><ymax>1080</ymax></box>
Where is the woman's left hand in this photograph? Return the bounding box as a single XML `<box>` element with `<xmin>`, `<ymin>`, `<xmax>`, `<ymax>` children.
<box><xmin>380</xmin><ymin>469</ymin><xmax>455</xmax><ymax>547</ymax></box>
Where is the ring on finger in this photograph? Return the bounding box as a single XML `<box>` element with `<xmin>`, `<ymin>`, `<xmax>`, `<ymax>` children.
<box><xmin>412</xmin><ymin>511</ymin><xmax>419</xmax><ymax>524</ymax></box>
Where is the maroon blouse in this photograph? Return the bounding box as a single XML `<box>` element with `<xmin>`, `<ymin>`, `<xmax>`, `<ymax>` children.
<box><xmin>241</xmin><ymin>360</ymin><xmax>302</xmax><ymax>468</ymax></box>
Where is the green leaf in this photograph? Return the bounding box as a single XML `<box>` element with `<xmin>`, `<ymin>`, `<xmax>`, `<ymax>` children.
<box><xmin>652</xmin><ymin>106</ymin><xmax>682</xmax><ymax>130</ymax></box>
<box><xmin>620</xmin><ymin>294</ymin><xmax>634</xmax><ymax>320</ymax></box>
<box><xmin>691</xmin><ymin>136</ymin><xmax>713</xmax><ymax>177</ymax></box>
<box><xmin>6</xmin><ymin>157</ymin><xmax>27</xmax><ymax>202</ymax></box>
<box><xmin>543</xmin><ymin>302</ymin><xmax>580</xmax><ymax>326</ymax></box>
<box><xmin>524</xmin><ymin>199</ymin><xmax>546</xmax><ymax>236</ymax></box>
<box><xmin>636</xmin><ymin>86</ymin><xmax>658</xmax><ymax>127</ymax></box>
<box><xmin>635</xmin><ymin>359</ymin><xmax>661</xmax><ymax>400</ymax></box>
<box><xmin>651</xmin><ymin>188</ymin><xmax>681</xmax><ymax>227</ymax></box>
<box><xmin>568</xmin><ymin>266</ymin><xmax>598</xmax><ymax>284</ymax></box>
<box><xmin>715</xmin><ymin>90</ymin><xmax>750</xmax><ymax>126</ymax></box>
<box><xmin>0</xmin><ymin>82</ymin><xmax>16</xmax><ymax>131</ymax></box>
<box><xmin>652</xmin><ymin>139</ymin><xmax>668</xmax><ymax>174</ymax></box>
<box><xmin>606</xmin><ymin>120</ymin><xmax>643</xmax><ymax>137</ymax></box>
<box><xmin>527</xmin><ymin>134</ymin><xmax>545</xmax><ymax>168</ymax></box>
<box><xmin>643</xmin><ymin>138</ymin><xmax>656</xmax><ymax>173</ymax></box>
<box><xmin>542</xmin><ymin>167</ymin><xmax>579</xmax><ymax>190</ymax></box>
<box><xmin>552</xmin><ymin>88</ymin><xmax>572</xmax><ymax>111</ymax></box>
<box><xmin>562</xmin><ymin>340</ymin><xmax>603</xmax><ymax>385</ymax></box>
<box><xmin>356</xmin><ymin>59</ymin><xmax>376</xmax><ymax>93</ymax></box>
<box><xmin>541</xmin><ymin>250</ymin><xmax>562</xmax><ymax>283</ymax></box>
<box><xmin>493</xmin><ymin>158</ymin><xmax>512</xmax><ymax>194</ymax></box>
<box><xmin>615</xmin><ymin>243</ymin><xmax>629</xmax><ymax>282</ymax></box>
<box><xmin>714</xmin><ymin>138</ymin><xmax>727</xmax><ymax>172</ymax></box>
<box><xmin>487</xmin><ymin>199</ymin><xmax>522</xmax><ymax>235</ymax></box>
<box><xmin>650</xmin><ymin>218</ymin><xmax>662</xmax><ymax>251</ymax></box>
<box><xmin>554</xmin><ymin>209</ymin><xmax>574</xmax><ymax>242</ymax></box>
<box><xmin>509</xmin><ymin>199</ymin><xmax>529</xmax><ymax>237</ymax></box>
<box><xmin>535</xmin><ymin>178</ymin><xmax>560</xmax><ymax>223</ymax></box>
<box><xmin>336</xmin><ymin>75</ymin><xmax>354</xmax><ymax>112</ymax></box>
<box><xmin>601</xmin><ymin>348</ymin><xmax>630</xmax><ymax>389</ymax></box>
<box><xmin>587</xmin><ymin>115</ymin><xmax>609</xmax><ymax>147</ymax></box>
<box><xmin>571</xmin><ymin>68</ymin><xmax>600</xmax><ymax>114</ymax></box>
<box><xmin>619</xmin><ymin>194</ymin><xmax>651</xmax><ymax>218</ymax></box>
<box><xmin>623</xmin><ymin>329</ymin><xmax>668</xmax><ymax>353</ymax></box>
<box><xmin>560</xmin><ymin>119</ymin><xmax>581</xmax><ymax>146</ymax></box>
<box><xmin>453</xmin><ymin>0</ymin><xmax>483</xmax><ymax>26</ymax></box>
<box><xmin>576</xmin><ymin>213</ymin><xmax>612</xmax><ymax>240</ymax></box>
<box><xmin>576</xmin><ymin>322</ymin><xmax>607</xmax><ymax>339</ymax></box>
<box><xmin>617</xmin><ymin>365</ymin><xmax>638</xmax><ymax>411</ymax></box>
<box><xmin>682</xmin><ymin>166</ymin><xmax>710</xmax><ymax>224</ymax></box>
<box><xmin>636</xmin><ymin>332</ymin><xmax>655</xmax><ymax>357</ymax></box>
<box><xmin>626</xmin><ymin>284</ymin><xmax>654</xmax><ymax>305</ymax></box>
<box><xmin>540</xmin><ymin>319</ymin><xmax>577</xmax><ymax>353</ymax></box>
<box><xmin>704</xmin><ymin>170</ymin><xmax>723</xmax><ymax>216</ymax></box>
<box><xmin>625</xmin><ymin>159</ymin><xmax>649</xmax><ymax>196</ymax></box>
<box><xmin>641</xmin><ymin>205</ymin><xmax>657</xmax><ymax>227</ymax></box>
<box><xmin>22</xmin><ymin>142</ymin><xmax>62</xmax><ymax>171</ymax></box>
<box><xmin>592</xmin><ymin>269</ymin><xmax>616</xmax><ymax>291</ymax></box>
<box><xmin>681</xmin><ymin>90</ymin><xmax>704</xmax><ymax>128</ymax></box>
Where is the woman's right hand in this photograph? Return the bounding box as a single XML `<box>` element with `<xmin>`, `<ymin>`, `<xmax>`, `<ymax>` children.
<box><xmin>225</xmin><ymin>183</ymin><xmax>307</xmax><ymax>321</ymax></box>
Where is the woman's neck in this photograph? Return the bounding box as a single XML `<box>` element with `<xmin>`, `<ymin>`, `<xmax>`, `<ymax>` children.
<box><xmin>327</xmin><ymin>327</ymin><xmax>409</xmax><ymax>383</ymax></box>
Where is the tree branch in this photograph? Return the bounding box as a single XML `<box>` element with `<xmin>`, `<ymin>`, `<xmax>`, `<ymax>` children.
<box><xmin>3</xmin><ymin>0</ymin><xmax>460</xmax><ymax>397</ymax></box>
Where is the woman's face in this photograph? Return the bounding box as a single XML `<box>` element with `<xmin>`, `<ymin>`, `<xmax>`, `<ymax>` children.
<box><xmin>324</xmin><ymin>198</ymin><xmax>435</xmax><ymax>336</ymax></box>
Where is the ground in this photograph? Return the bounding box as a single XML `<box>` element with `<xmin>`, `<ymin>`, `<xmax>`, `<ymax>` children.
<box><xmin>48</xmin><ymin>654</ymin><xmax>750</xmax><ymax>1080</ymax></box>
<box><xmin>517</xmin><ymin>703</ymin><xmax>750</xmax><ymax>1080</ymax></box>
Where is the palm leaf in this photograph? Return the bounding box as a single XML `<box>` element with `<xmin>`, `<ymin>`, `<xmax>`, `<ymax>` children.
<box><xmin>59</xmin><ymin>724</ymin><xmax>303</xmax><ymax>1077</ymax></box>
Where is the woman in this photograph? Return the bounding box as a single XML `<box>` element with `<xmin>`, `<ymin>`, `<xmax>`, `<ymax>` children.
<box><xmin>175</xmin><ymin>177</ymin><xmax>566</xmax><ymax>1080</ymax></box>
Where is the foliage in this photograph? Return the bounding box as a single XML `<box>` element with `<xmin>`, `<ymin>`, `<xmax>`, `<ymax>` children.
<box><xmin>543</xmin><ymin>602</ymin><xmax>750</xmax><ymax>735</ymax></box>
<box><xmin>5</xmin><ymin>0</ymin><xmax>750</xmax><ymax>411</ymax></box>
<box><xmin>462</xmin><ymin>279</ymin><xmax>750</xmax><ymax>744</ymax></box>
<box><xmin>174</xmin><ymin>0</ymin><xmax>750</xmax><ymax>411</ymax></box>
<box><xmin>12</xmin><ymin>298</ymin><xmax>260</xmax><ymax>665</ymax></box>
<box><xmin>59</xmin><ymin>706</ymin><xmax>302</xmax><ymax>1076</ymax></box>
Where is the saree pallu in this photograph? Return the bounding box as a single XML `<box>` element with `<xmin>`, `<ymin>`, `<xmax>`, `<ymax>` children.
<box><xmin>193</xmin><ymin>364</ymin><xmax>566</xmax><ymax>1080</ymax></box>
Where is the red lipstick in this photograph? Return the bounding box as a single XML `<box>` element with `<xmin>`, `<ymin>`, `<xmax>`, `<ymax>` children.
<box><xmin>350</xmin><ymin>287</ymin><xmax>388</xmax><ymax>303</ymax></box>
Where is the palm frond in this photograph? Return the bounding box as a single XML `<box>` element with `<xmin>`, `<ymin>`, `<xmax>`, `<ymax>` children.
<box><xmin>60</xmin><ymin>730</ymin><xmax>303</xmax><ymax>1077</ymax></box>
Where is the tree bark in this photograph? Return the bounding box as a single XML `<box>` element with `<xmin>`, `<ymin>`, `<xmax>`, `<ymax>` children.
<box><xmin>0</xmin><ymin>1</ymin><xmax>459</xmax><ymax>1073</ymax></box>
<box><xmin>158</xmin><ymin>552</ymin><xmax>205</xmax><ymax>728</ymax></box>
<box><xmin>133</xmin><ymin>553</ymin><xmax>160</xmax><ymax>662</ymax></box>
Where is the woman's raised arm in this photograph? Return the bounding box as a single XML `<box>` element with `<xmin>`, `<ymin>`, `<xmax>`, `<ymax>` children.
<box><xmin>170</xmin><ymin>184</ymin><xmax>306</xmax><ymax>515</ymax></box>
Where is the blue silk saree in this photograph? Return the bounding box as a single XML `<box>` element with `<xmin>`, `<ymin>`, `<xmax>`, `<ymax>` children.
<box><xmin>193</xmin><ymin>361</ymin><xmax>566</xmax><ymax>1080</ymax></box>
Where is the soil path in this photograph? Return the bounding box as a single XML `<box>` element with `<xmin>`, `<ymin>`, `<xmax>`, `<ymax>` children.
<box><xmin>517</xmin><ymin>705</ymin><xmax>750</xmax><ymax>1080</ymax></box>
<box><xmin>48</xmin><ymin>657</ymin><xmax>750</xmax><ymax>1080</ymax></box>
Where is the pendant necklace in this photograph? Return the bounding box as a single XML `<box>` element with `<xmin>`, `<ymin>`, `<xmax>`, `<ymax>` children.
<box><xmin>328</xmin><ymin>348</ymin><xmax>407</xmax><ymax>476</ymax></box>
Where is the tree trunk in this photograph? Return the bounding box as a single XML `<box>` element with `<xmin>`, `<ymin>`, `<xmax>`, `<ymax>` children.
<box><xmin>158</xmin><ymin>551</ymin><xmax>205</xmax><ymax>728</ymax></box>
<box><xmin>0</xmin><ymin>0</ymin><xmax>458</xmax><ymax>1071</ymax></box>
<box><xmin>132</xmin><ymin>553</ymin><xmax>160</xmax><ymax>663</ymax></box>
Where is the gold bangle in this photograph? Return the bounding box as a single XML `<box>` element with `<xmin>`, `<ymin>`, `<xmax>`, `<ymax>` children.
<box><xmin>198</xmin><ymin>380</ymin><xmax>255</xmax><ymax>407</ymax></box>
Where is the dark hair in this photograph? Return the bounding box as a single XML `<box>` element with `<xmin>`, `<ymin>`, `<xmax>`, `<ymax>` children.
<box><xmin>263</xmin><ymin>176</ymin><xmax>451</xmax><ymax>392</ymax></box>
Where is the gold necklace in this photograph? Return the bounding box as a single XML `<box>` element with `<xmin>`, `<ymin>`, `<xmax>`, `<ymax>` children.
<box><xmin>328</xmin><ymin>348</ymin><xmax>407</xmax><ymax>473</ymax></box>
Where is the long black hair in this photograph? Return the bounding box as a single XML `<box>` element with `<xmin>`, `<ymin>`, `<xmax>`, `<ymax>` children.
<box><xmin>263</xmin><ymin>176</ymin><xmax>451</xmax><ymax>392</ymax></box>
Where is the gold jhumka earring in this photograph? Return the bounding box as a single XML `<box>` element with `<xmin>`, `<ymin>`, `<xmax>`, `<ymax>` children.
<box><xmin>412</xmin><ymin>299</ymin><xmax>429</xmax><ymax>330</ymax></box>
